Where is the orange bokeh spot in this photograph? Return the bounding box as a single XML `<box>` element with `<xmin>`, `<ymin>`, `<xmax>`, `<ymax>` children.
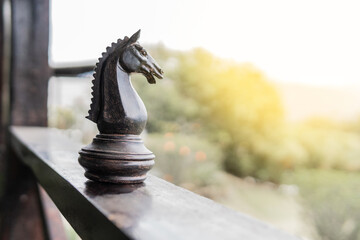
<box><xmin>164</xmin><ymin>132</ymin><xmax>174</xmax><ymax>139</ymax></box>
<box><xmin>163</xmin><ymin>174</ymin><xmax>174</xmax><ymax>182</ymax></box>
<box><xmin>195</xmin><ymin>151</ymin><xmax>207</xmax><ymax>162</ymax></box>
<box><xmin>163</xmin><ymin>141</ymin><xmax>175</xmax><ymax>151</ymax></box>
<box><xmin>179</xmin><ymin>146</ymin><xmax>191</xmax><ymax>156</ymax></box>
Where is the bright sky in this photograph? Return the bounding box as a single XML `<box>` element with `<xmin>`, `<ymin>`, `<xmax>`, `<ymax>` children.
<box><xmin>51</xmin><ymin>0</ymin><xmax>360</xmax><ymax>86</ymax></box>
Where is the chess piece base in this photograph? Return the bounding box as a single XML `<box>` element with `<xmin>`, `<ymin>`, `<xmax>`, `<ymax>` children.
<box><xmin>78</xmin><ymin>134</ymin><xmax>154</xmax><ymax>184</ymax></box>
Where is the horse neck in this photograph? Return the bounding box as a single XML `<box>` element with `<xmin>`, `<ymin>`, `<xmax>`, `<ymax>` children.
<box><xmin>116</xmin><ymin>62</ymin><xmax>143</xmax><ymax>118</ymax></box>
<box><xmin>102</xmin><ymin>55</ymin><xmax>147</xmax><ymax>120</ymax></box>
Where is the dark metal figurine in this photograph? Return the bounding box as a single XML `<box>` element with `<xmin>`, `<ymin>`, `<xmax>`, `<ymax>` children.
<box><xmin>79</xmin><ymin>30</ymin><xmax>163</xmax><ymax>184</ymax></box>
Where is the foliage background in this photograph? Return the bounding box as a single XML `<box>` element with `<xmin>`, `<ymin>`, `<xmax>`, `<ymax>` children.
<box><xmin>49</xmin><ymin>44</ymin><xmax>360</xmax><ymax>240</ymax></box>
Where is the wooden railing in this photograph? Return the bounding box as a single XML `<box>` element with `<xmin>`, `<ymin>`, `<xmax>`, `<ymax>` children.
<box><xmin>9</xmin><ymin>126</ymin><xmax>298</xmax><ymax>240</ymax></box>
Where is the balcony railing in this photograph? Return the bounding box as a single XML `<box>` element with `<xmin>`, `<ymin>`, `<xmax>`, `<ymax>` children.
<box><xmin>9</xmin><ymin>126</ymin><xmax>298</xmax><ymax>240</ymax></box>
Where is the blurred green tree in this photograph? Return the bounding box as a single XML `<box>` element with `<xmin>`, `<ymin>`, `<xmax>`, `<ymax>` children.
<box><xmin>172</xmin><ymin>48</ymin><xmax>286</xmax><ymax>181</ymax></box>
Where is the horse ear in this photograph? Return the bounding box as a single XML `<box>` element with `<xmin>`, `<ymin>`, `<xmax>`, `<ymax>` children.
<box><xmin>129</xmin><ymin>29</ymin><xmax>141</xmax><ymax>43</ymax></box>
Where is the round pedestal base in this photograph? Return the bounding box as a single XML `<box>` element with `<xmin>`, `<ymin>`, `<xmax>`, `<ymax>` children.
<box><xmin>78</xmin><ymin>134</ymin><xmax>155</xmax><ymax>184</ymax></box>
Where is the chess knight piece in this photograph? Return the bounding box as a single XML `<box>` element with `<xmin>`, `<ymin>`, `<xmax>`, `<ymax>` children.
<box><xmin>79</xmin><ymin>30</ymin><xmax>163</xmax><ymax>184</ymax></box>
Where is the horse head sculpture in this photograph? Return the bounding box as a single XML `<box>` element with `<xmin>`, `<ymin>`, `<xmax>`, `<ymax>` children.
<box><xmin>120</xmin><ymin>30</ymin><xmax>163</xmax><ymax>84</ymax></box>
<box><xmin>86</xmin><ymin>29</ymin><xmax>163</xmax><ymax>135</ymax></box>
<box><xmin>79</xmin><ymin>30</ymin><xmax>163</xmax><ymax>184</ymax></box>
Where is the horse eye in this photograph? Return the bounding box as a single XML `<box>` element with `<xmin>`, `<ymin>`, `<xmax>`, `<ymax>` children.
<box><xmin>141</xmin><ymin>50</ymin><xmax>147</xmax><ymax>56</ymax></box>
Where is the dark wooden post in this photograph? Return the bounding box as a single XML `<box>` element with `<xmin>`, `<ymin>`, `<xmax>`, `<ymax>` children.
<box><xmin>10</xmin><ymin>0</ymin><xmax>51</xmax><ymax>126</ymax></box>
<box><xmin>0</xmin><ymin>1</ymin><xmax>4</xmax><ymax>199</ymax></box>
<box><xmin>0</xmin><ymin>0</ymin><xmax>64</xmax><ymax>239</ymax></box>
<box><xmin>0</xmin><ymin>0</ymin><xmax>10</xmax><ymax>201</ymax></box>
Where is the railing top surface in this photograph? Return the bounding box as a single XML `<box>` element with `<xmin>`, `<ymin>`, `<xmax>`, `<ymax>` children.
<box><xmin>10</xmin><ymin>126</ymin><xmax>298</xmax><ymax>240</ymax></box>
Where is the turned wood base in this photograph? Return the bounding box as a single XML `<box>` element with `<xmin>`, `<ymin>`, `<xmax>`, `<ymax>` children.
<box><xmin>78</xmin><ymin>134</ymin><xmax>155</xmax><ymax>184</ymax></box>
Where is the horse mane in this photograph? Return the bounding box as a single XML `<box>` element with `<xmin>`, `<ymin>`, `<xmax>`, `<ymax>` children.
<box><xmin>86</xmin><ymin>37</ymin><xmax>130</xmax><ymax>123</ymax></box>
